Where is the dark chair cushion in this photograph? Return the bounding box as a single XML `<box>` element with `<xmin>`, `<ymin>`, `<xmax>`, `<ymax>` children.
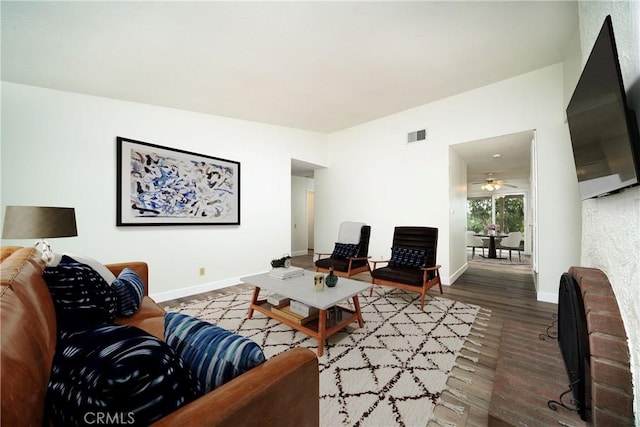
<box><xmin>371</xmin><ymin>266</ymin><xmax>425</xmax><ymax>287</ymax></box>
<box><xmin>315</xmin><ymin>257</ymin><xmax>368</xmax><ymax>273</ymax></box>
<box><xmin>391</xmin><ymin>226</ymin><xmax>438</xmax><ymax>268</ymax></box>
<box><xmin>388</xmin><ymin>247</ymin><xmax>427</xmax><ymax>268</ymax></box>
<box><xmin>331</xmin><ymin>242</ymin><xmax>359</xmax><ymax>259</ymax></box>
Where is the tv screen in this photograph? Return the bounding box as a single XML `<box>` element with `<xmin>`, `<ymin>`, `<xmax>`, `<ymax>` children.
<box><xmin>566</xmin><ymin>15</ymin><xmax>640</xmax><ymax>200</ymax></box>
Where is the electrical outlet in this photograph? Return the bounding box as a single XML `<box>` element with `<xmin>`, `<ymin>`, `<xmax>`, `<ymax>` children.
<box><xmin>199</xmin><ymin>267</ymin><xmax>205</xmax><ymax>276</ymax></box>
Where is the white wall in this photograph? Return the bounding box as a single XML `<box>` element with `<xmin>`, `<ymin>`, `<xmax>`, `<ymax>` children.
<box><xmin>572</xmin><ymin>1</ymin><xmax>640</xmax><ymax>421</ymax></box>
<box><xmin>1</xmin><ymin>82</ymin><xmax>327</xmax><ymax>300</ymax></box>
<box><xmin>316</xmin><ymin>64</ymin><xmax>582</xmax><ymax>297</ymax></box>
<box><xmin>291</xmin><ymin>175</ymin><xmax>314</xmax><ymax>256</ymax></box>
<box><xmin>448</xmin><ymin>147</ymin><xmax>468</xmax><ymax>282</ymax></box>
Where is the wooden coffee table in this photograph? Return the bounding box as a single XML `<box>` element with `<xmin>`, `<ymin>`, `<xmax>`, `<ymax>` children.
<box><xmin>241</xmin><ymin>270</ymin><xmax>371</xmax><ymax>357</ymax></box>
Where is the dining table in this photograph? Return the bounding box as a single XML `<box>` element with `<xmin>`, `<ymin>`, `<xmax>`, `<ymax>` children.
<box><xmin>474</xmin><ymin>233</ymin><xmax>508</xmax><ymax>259</ymax></box>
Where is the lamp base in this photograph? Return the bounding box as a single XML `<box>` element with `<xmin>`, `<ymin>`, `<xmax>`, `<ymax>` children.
<box><xmin>35</xmin><ymin>239</ymin><xmax>55</xmax><ymax>266</ymax></box>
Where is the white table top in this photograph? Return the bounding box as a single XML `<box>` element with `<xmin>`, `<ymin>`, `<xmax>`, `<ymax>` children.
<box><xmin>241</xmin><ymin>270</ymin><xmax>372</xmax><ymax>310</ymax></box>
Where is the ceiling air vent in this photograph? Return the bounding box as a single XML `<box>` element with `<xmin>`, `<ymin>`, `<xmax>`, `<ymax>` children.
<box><xmin>407</xmin><ymin>129</ymin><xmax>427</xmax><ymax>143</ymax></box>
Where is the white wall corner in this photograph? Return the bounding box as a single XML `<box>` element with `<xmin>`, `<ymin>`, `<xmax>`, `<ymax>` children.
<box><xmin>537</xmin><ymin>291</ymin><xmax>558</xmax><ymax>304</ymax></box>
<box><xmin>449</xmin><ymin>263</ymin><xmax>469</xmax><ymax>285</ymax></box>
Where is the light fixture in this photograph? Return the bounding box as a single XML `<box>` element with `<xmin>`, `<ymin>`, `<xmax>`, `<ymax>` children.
<box><xmin>481</xmin><ymin>183</ymin><xmax>501</xmax><ymax>192</ymax></box>
<box><xmin>2</xmin><ymin>206</ymin><xmax>77</xmax><ymax>265</ymax></box>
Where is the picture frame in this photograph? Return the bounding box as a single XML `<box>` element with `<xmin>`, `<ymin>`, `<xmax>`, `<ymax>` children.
<box><xmin>116</xmin><ymin>137</ymin><xmax>240</xmax><ymax>226</ymax></box>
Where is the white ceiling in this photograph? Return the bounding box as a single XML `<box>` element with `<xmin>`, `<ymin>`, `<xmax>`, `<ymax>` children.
<box><xmin>2</xmin><ymin>1</ymin><xmax>578</xmax><ymax>135</ymax></box>
<box><xmin>451</xmin><ymin>130</ymin><xmax>533</xmax><ymax>186</ymax></box>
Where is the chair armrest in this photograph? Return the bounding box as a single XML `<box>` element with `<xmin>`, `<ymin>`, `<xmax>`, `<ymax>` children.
<box><xmin>315</xmin><ymin>252</ymin><xmax>332</xmax><ymax>261</ymax></box>
<box><xmin>348</xmin><ymin>256</ymin><xmax>371</xmax><ymax>261</ymax></box>
<box><xmin>421</xmin><ymin>264</ymin><xmax>442</xmax><ymax>271</ymax></box>
<box><xmin>370</xmin><ymin>259</ymin><xmax>389</xmax><ymax>269</ymax></box>
<box><xmin>152</xmin><ymin>347</ymin><xmax>319</xmax><ymax>427</ymax></box>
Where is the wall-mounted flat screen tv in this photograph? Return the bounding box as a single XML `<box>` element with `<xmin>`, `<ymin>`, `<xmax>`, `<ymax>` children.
<box><xmin>566</xmin><ymin>15</ymin><xmax>640</xmax><ymax>200</ymax></box>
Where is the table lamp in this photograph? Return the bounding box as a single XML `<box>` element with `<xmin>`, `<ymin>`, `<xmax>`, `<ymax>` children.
<box><xmin>2</xmin><ymin>206</ymin><xmax>77</xmax><ymax>265</ymax></box>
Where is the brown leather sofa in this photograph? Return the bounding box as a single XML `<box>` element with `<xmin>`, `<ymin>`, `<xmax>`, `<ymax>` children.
<box><xmin>1</xmin><ymin>246</ymin><xmax>319</xmax><ymax>426</ymax></box>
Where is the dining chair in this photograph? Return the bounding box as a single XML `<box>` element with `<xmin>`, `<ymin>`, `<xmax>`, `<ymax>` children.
<box><xmin>466</xmin><ymin>231</ymin><xmax>485</xmax><ymax>258</ymax></box>
<box><xmin>498</xmin><ymin>231</ymin><xmax>523</xmax><ymax>261</ymax></box>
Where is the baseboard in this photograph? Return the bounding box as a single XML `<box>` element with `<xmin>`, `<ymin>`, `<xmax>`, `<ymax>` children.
<box><xmin>537</xmin><ymin>291</ymin><xmax>558</xmax><ymax>304</ymax></box>
<box><xmin>151</xmin><ymin>273</ymin><xmax>265</xmax><ymax>303</ymax></box>
<box><xmin>291</xmin><ymin>249</ymin><xmax>309</xmax><ymax>257</ymax></box>
<box><xmin>449</xmin><ymin>263</ymin><xmax>468</xmax><ymax>285</ymax></box>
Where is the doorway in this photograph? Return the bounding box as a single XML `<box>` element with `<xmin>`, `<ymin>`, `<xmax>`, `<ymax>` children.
<box><xmin>307</xmin><ymin>191</ymin><xmax>314</xmax><ymax>251</ymax></box>
<box><xmin>451</xmin><ymin>130</ymin><xmax>536</xmax><ymax>270</ymax></box>
<box><xmin>291</xmin><ymin>158</ymin><xmax>323</xmax><ymax>256</ymax></box>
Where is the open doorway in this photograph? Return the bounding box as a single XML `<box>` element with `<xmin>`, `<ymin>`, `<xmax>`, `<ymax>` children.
<box><xmin>307</xmin><ymin>191</ymin><xmax>314</xmax><ymax>251</ymax></box>
<box><xmin>291</xmin><ymin>158</ymin><xmax>323</xmax><ymax>256</ymax></box>
<box><xmin>451</xmin><ymin>130</ymin><xmax>535</xmax><ymax>270</ymax></box>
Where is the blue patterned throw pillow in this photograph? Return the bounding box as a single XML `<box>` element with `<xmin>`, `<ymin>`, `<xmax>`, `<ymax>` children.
<box><xmin>165</xmin><ymin>312</ymin><xmax>266</xmax><ymax>392</ymax></box>
<box><xmin>46</xmin><ymin>324</ymin><xmax>203</xmax><ymax>426</ymax></box>
<box><xmin>388</xmin><ymin>247</ymin><xmax>427</xmax><ymax>268</ymax></box>
<box><xmin>43</xmin><ymin>255</ymin><xmax>117</xmax><ymax>329</ymax></box>
<box><xmin>112</xmin><ymin>268</ymin><xmax>145</xmax><ymax>317</ymax></box>
<box><xmin>331</xmin><ymin>242</ymin><xmax>359</xmax><ymax>259</ymax></box>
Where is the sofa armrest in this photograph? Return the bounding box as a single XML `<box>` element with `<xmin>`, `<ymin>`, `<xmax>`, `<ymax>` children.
<box><xmin>152</xmin><ymin>347</ymin><xmax>319</xmax><ymax>427</ymax></box>
<box><xmin>106</xmin><ymin>262</ymin><xmax>149</xmax><ymax>295</ymax></box>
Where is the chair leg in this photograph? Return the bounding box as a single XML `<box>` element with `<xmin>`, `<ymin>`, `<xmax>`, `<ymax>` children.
<box><xmin>509</xmin><ymin>250</ymin><xmax>512</xmax><ymax>261</ymax></box>
<box><xmin>369</xmin><ymin>286</ymin><xmax>373</xmax><ymax>297</ymax></box>
<box><xmin>471</xmin><ymin>247</ymin><xmax>475</xmax><ymax>258</ymax></box>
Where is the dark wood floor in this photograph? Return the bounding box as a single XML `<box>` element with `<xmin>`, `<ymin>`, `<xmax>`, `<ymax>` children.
<box><xmin>162</xmin><ymin>252</ymin><xmax>559</xmax><ymax>426</ymax></box>
<box><xmin>283</xmin><ymin>252</ymin><xmax>559</xmax><ymax>426</ymax></box>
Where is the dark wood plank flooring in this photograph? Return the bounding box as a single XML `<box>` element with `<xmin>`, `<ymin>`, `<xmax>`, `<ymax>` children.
<box><xmin>162</xmin><ymin>252</ymin><xmax>561</xmax><ymax>426</ymax></box>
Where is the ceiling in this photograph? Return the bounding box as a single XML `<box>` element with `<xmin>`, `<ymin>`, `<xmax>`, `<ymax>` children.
<box><xmin>2</xmin><ymin>1</ymin><xmax>577</xmax><ymax>183</ymax></box>
<box><xmin>451</xmin><ymin>130</ymin><xmax>533</xmax><ymax>187</ymax></box>
<box><xmin>2</xmin><ymin>1</ymin><xmax>577</xmax><ymax>134</ymax></box>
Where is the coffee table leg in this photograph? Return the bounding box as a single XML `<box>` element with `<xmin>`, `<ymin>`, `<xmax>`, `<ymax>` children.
<box><xmin>317</xmin><ymin>309</ymin><xmax>327</xmax><ymax>357</ymax></box>
<box><xmin>247</xmin><ymin>286</ymin><xmax>260</xmax><ymax>319</ymax></box>
<box><xmin>353</xmin><ymin>295</ymin><xmax>364</xmax><ymax>327</ymax></box>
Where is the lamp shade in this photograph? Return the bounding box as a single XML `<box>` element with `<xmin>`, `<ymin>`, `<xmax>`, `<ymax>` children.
<box><xmin>2</xmin><ymin>206</ymin><xmax>77</xmax><ymax>239</ymax></box>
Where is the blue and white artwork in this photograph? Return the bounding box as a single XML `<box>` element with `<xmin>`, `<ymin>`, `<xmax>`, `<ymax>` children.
<box><xmin>117</xmin><ymin>137</ymin><xmax>240</xmax><ymax>225</ymax></box>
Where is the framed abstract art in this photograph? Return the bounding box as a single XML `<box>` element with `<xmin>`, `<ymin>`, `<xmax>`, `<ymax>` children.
<box><xmin>116</xmin><ymin>137</ymin><xmax>240</xmax><ymax>226</ymax></box>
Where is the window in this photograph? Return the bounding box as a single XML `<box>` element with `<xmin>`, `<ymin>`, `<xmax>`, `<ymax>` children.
<box><xmin>467</xmin><ymin>194</ymin><xmax>525</xmax><ymax>235</ymax></box>
<box><xmin>467</xmin><ymin>197</ymin><xmax>492</xmax><ymax>233</ymax></box>
<box><xmin>495</xmin><ymin>195</ymin><xmax>524</xmax><ymax>234</ymax></box>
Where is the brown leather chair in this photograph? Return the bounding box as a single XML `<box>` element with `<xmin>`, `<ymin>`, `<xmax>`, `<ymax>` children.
<box><xmin>315</xmin><ymin>224</ymin><xmax>371</xmax><ymax>278</ymax></box>
<box><xmin>370</xmin><ymin>226</ymin><xmax>442</xmax><ymax>310</ymax></box>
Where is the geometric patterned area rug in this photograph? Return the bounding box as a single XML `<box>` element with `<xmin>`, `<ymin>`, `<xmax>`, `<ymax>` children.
<box><xmin>169</xmin><ymin>287</ymin><xmax>488</xmax><ymax>427</ymax></box>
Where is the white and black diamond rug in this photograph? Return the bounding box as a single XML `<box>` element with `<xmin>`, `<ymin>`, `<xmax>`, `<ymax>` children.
<box><xmin>169</xmin><ymin>287</ymin><xmax>483</xmax><ymax>427</ymax></box>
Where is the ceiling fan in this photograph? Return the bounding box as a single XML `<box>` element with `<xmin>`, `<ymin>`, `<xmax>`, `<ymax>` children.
<box><xmin>472</xmin><ymin>173</ymin><xmax>517</xmax><ymax>191</ymax></box>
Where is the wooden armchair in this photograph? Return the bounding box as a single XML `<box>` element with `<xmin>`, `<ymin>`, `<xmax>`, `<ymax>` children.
<box><xmin>370</xmin><ymin>226</ymin><xmax>442</xmax><ymax>310</ymax></box>
<box><xmin>315</xmin><ymin>223</ymin><xmax>371</xmax><ymax>278</ymax></box>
